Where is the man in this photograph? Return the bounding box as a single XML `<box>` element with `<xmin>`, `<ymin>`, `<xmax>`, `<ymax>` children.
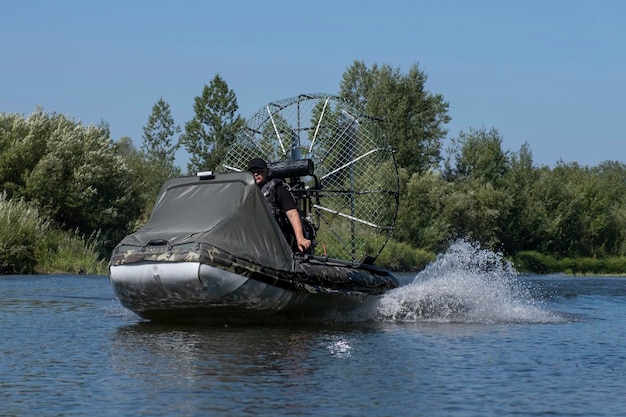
<box><xmin>248</xmin><ymin>158</ymin><xmax>312</xmax><ymax>253</ymax></box>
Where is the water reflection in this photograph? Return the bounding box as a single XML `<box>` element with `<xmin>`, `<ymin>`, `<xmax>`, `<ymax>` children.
<box><xmin>107</xmin><ymin>322</ymin><xmax>376</xmax><ymax>414</ymax></box>
<box><xmin>111</xmin><ymin>324</ymin><xmax>333</xmax><ymax>393</ymax></box>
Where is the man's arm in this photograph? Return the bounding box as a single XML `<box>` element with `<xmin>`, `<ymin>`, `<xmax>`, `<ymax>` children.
<box><xmin>285</xmin><ymin>208</ymin><xmax>311</xmax><ymax>252</ymax></box>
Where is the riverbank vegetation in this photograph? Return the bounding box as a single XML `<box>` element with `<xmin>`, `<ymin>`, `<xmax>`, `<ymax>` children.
<box><xmin>0</xmin><ymin>194</ymin><xmax>107</xmax><ymax>274</ymax></box>
<box><xmin>2</xmin><ymin>62</ymin><xmax>626</xmax><ymax>275</ymax></box>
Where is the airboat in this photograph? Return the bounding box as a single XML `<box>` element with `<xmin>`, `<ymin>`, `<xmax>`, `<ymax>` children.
<box><xmin>109</xmin><ymin>94</ymin><xmax>401</xmax><ymax>323</ymax></box>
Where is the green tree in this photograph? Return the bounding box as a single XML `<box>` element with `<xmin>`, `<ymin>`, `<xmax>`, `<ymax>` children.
<box><xmin>445</xmin><ymin>127</ymin><xmax>509</xmax><ymax>184</ymax></box>
<box><xmin>0</xmin><ymin>108</ymin><xmax>55</xmax><ymax>198</ymax></box>
<box><xmin>441</xmin><ymin>178</ymin><xmax>512</xmax><ymax>250</ymax></box>
<box><xmin>397</xmin><ymin>169</ymin><xmax>512</xmax><ymax>252</ymax></box>
<box><xmin>394</xmin><ymin>170</ymin><xmax>452</xmax><ymax>252</ymax></box>
<box><xmin>180</xmin><ymin>75</ymin><xmax>245</xmax><ymax>173</ymax></box>
<box><xmin>139</xmin><ymin>99</ymin><xmax>182</xmax><ymax>217</ymax></box>
<box><xmin>113</xmin><ymin>136</ymin><xmax>155</xmax><ymax>225</ymax></box>
<box><xmin>22</xmin><ymin>116</ymin><xmax>141</xmax><ymax>252</ymax></box>
<box><xmin>499</xmin><ymin>142</ymin><xmax>545</xmax><ymax>254</ymax></box>
<box><xmin>546</xmin><ymin>161</ymin><xmax>626</xmax><ymax>258</ymax></box>
<box><xmin>339</xmin><ymin>61</ymin><xmax>450</xmax><ymax>174</ymax></box>
<box><xmin>142</xmin><ymin>98</ymin><xmax>180</xmax><ymax>170</ymax></box>
<box><xmin>527</xmin><ymin>162</ymin><xmax>600</xmax><ymax>258</ymax></box>
<box><xmin>592</xmin><ymin>161</ymin><xmax>626</xmax><ymax>256</ymax></box>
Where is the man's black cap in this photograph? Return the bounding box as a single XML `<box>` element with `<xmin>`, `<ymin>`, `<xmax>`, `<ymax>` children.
<box><xmin>248</xmin><ymin>158</ymin><xmax>268</xmax><ymax>170</ymax></box>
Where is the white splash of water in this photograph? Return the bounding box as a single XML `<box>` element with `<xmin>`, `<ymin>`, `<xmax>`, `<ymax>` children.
<box><xmin>378</xmin><ymin>240</ymin><xmax>561</xmax><ymax>324</ymax></box>
<box><xmin>103</xmin><ymin>298</ymin><xmax>144</xmax><ymax>321</ymax></box>
<box><xmin>327</xmin><ymin>336</ymin><xmax>353</xmax><ymax>357</ymax></box>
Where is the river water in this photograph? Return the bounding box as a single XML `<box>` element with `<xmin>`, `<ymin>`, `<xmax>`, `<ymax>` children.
<box><xmin>1</xmin><ymin>241</ymin><xmax>625</xmax><ymax>416</ymax></box>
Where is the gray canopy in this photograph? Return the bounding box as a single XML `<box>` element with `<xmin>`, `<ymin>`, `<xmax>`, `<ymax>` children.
<box><xmin>118</xmin><ymin>171</ymin><xmax>295</xmax><ymax>271</ymax></box>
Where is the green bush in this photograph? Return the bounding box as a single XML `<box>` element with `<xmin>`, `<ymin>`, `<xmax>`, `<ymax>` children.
<box><xmin>513</xmin><ymin>251</ymin><xmax>626</xmax><ymax>275</ymax></box>
<box><xmin>512</xmin><ymin>251</ymin><xmax>560</xmax><ymax>274</ymax></box>
<box><xmin>602</xmin><ymin>257</ymin><xmax>626</xmax><ymax>274</ymax></box>
<box><xmin>1</xmin><ymin>193</ymin><xmax>108</xmax><ymax>275</ymax></box>
<box><xmin>0</xmin><ymin>193</ymin><xmax>48</xmax><ymax>274</ymax></box>
<box><xmin>376</xmin><ymin>239</ymin><xmax>436</xmax><ymax>272</ymax></box>
<box><xmin>35</xmin><ymin>229</ymin><xmax>108</xmax><ymax>275</ymax></box>
<box><xmin>559</xmin><ymin>256</ymin><xmax>626</xmax><ymax>276</ymax></box>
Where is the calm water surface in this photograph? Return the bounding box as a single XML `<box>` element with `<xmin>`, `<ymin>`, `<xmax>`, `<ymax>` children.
<box><xmin>2</xmin><ymin>242</ymin><xmax>625</xmax><ymax>416</ymax></box>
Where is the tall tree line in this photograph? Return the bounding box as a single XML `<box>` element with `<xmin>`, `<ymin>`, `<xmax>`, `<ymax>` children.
<box><xmin>2</xmin><ymin>62</ymin><xmax>626</xmax><ymax>270</ymax></box>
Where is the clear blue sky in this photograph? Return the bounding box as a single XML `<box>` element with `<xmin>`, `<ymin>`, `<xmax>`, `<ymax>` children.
<box><xmin>2</xmin><ymin>0</ymin><xmax>624</xmax><ymax>168</ymax></box>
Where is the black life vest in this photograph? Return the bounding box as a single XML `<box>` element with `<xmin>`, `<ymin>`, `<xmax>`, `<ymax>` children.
<box><xmin>261</xmin><ymin>178</ymin><xmax>291</xmax><ymax>230</ymax></box>
<box><xmin>261</xmin><ymin>178</ymin><xmax>316</xmax><ymax>253</ymax></box>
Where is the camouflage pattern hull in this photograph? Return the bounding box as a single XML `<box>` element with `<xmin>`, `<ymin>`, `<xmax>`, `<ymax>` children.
<box><xmin>109</xmin><ymin>243</ymin><xmax>399</xmax><ymax>323</ymax></box>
